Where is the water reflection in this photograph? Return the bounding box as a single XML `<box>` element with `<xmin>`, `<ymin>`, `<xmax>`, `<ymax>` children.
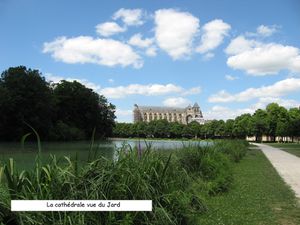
<box><xmin>0</xmin><ymin>139</ymin><xmax>206</xmax><ymax>170</ymax></box>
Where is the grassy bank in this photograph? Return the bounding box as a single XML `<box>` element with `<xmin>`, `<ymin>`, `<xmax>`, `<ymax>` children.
<box><xmin>0</xmin><ymin>140</ymin><xmax>248</xmax><ymax>225</ymax></box>
<box><xmin>267</xmin><ymin>143</ymin><xmax>300</xmax><ymax>158</ymax></box>
<box><xmin>198</xmin><ymin>147</ymin><xmax>300</xmax><ymax>225</ymax></box>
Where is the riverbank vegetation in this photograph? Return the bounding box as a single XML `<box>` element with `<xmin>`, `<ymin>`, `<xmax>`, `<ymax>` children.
<box><xmin>114</xmin><ymin>103</ymin><xmax>300</xmax><ymax>142</ymax></box>
<box><xmin>0</xmin><ymin>66</ymin><xmax>115</xmax><ymax>142</ymax></box>
<box><xmin>0</xmin><ymin>140</ymin><xmax>248</xmax><ymax>225</ymax></box>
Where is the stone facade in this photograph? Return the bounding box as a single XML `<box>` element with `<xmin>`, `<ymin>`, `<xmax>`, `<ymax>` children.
<box><xmin>133</xmin><ymin>103</ymin><xmax>205</xmax><ymax>124</ymax></box>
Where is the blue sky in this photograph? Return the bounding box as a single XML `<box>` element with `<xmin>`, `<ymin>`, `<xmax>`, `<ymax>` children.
<box><xmin>1</xmin><ymin>0</ymin><xmax>300</xmax><ymax>122</ymax></box>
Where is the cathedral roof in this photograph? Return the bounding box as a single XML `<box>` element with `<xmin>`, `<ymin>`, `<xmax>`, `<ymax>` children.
<box><xmin>193</xmin><ymin>102</ymin><xmax>199</xmax><ymax>108</ymax></box>
<box><xmin>137</xmin><ymin>105</ymin><xmax>185</xmax><ymax>113</ymax></box>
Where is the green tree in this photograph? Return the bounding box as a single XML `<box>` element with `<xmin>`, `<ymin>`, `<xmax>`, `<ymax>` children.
<box><xmin>187</xmin><ymin>121</ymin><xmax>201</xmax><ymax>138</ymax></box>
<box><xmin>147</xmin><ymin>120</ymin><xmax>170</xmax><ymax>138</ymax></box>
<box><xmin>252</xmin><ymin>109</ymin><xmax>268</xmax><ymax>142</ymax></box>
<box><xmin>224</xmin><ymin>119</ymin><xmax>234</xmax><ymax>138</ymax></box>
<box><xmin>233</xmin><ymin>114</ymin><xmax>253</xmax><ymax>139</ymax></box>
<box><xmin>288</xmin><ymin>108</ymin><xmax>300</xmax><ymax>142</ymax></box>
<box><xmin>266</xmin><ymin>103</ymin><xmax>289</xmax><ymax>142</ymax></box>
<box><xmin>169</xmin><ymin>122</ymin><xmax>184</xmax><ymax>138</ymax></box>
<box><xmin>53</xmin><ymin>80</ymin><xmax>115</xmax><ymax>139</ymax></box>
<box><xmin>131</xmin><ymin>122</ymin><xmax>147</xmax><ymax>137</ymax></box>
<box><xmin>0</xmin><ymin>66</ymin><xmax>54</xmax><ymax>141</ymax></box>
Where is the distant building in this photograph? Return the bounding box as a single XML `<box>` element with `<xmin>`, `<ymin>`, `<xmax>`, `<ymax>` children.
<box><xmin>133</xmin><ymin>103</ymin><xmax>205</xmax><ymax>124</ymax></box>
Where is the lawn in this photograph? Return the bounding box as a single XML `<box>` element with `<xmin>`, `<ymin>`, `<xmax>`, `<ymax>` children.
<box><xmin>197</xmin><ymin>147</ymin><xmax>300</xmax><ymax>225</ymax></box>
<box><xmin>267</xmin><ymin>143</ymin><xmax>300</xmax><ymax>158</ymax></box>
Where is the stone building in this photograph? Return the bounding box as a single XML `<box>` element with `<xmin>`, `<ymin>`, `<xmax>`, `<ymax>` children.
<box><xmin>133</xmin><ymin>103</ymin><xmax>205</xmax><ymax>124</ymax></box>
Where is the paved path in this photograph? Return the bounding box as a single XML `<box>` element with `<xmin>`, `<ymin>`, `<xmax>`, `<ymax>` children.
<box><xmin>253</xmin><ymin>143</ymin><xmax>300</xmax><ymax>199</ymax></box>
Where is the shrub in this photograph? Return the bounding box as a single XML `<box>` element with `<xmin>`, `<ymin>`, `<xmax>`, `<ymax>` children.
<box><xmin>214</xmin><ymin>140</ymin><xmax>248</xmax><ymax>162</ymax></box>
<box><xmin>0</xmin><ymin>140</ymin><xmax>248</xmax><ymax>224</ymax></box>
<box><xmin>177</xmin><ymin>144</ymin><xmax>233</xmax><ymax>195</ymax></box>
<box><xmin>0</xmin><ymin>147</ymin><xmax>206</xmax><ymax>225</ymax></box>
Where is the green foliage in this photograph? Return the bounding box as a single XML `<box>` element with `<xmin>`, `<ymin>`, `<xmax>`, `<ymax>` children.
<box><xmin>177</xmin><ymin>144</ymin><xmax>233</xmax><ymax>195</ymax></box>
<box><xmin>214</xmin><ymin>140</ymin><xmax>248</xmax><ymax>162</ymax></box>
<box><xmin>0</xmin><ymin>66</ymin><xmax>116</xmax><ymax>141</ymax></box>
<box><xmin>115</xmin><ymin>103</ymin><xmax>300</xmax><ymax>142</ymax></box>
<box><xmin>0</xmin><ymin>140</ymin><xmax>247</xmax><ymax>225</ymax></box>
<box><xmin>0</xmin><ymin>66</ymin><xmax>54</xmax><ymax>141</ymax></box>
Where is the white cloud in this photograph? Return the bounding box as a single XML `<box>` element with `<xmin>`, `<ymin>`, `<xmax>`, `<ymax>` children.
<box><xmin>100</xmin><ymin>83</ymin><xmax>201</xmax><ymax>99</ymax></box>
<box><xmin>113</xmin><ymin>8</ymin><xmax>144</xmax><ymax>26</ymax></box>
<box><xmin>128</xmin><ymin>33</ymin><xmax>157</xmax><ymax>56</ymax></box>
<box><xmin>95</xmin><ymin>22</ymin><xmax>126</xmax><ymax>37</ymax></box>
<box><xmin>43</xmin><ymin>36</ymin><xmax>143</xmax><ymax>68</ymax></box>
<box><xmin>225</xmin><ymin>74</ymin><xmax>238</xmax><ymax>80</ymax></box>
<box><xmin>227</xmin><ymin>43</ymin><xmax>300</xmax><ymax>75</ymax></box>
<box><xmin>253</xmin><ymin>97</ymin><xmax>300</xmax><ymax>109</ymax></box>
<box><xmin>196</xmin><ymin>19</ymin><xmax>231</xmax><ymax>54</ymax></box>
<box><xmin>45</xmin><ymin>73</ymin><xmax>101</xmax><ymax>92</ymax></box>
<box><xmin>115</xmin><ymin>109</ymin><xmax>133</xmax><ymax>122</ymax></box>
<box><xmin>225</xmin><ymin>36</ymin><xmax>300</xmax><ymax>75</ymax></box>
<box><xmin>116</xmin><ymin>109</ymin><xmax>132</xmax><ymax>116</ymax></box>
<box><xmin>108</xmin><ymin>79</ymin><xmax>114</xmax><ymax>83</ymax></box>
<box><xmin>245</xmin><ymin>25</ymin><xmax>278</xmax><ymax>38</ymax></box>
<box><xmin>256</xmin><ymin>25</ymin><xmax>277</xmax><ymax>37</ymax></box>
<box><xmin>154</xmin><ymin>9</ymin><xmax>199</xmax><ymax>59</ymax></box>
<box><xmin>101</xmin><ymin>83</ymin><xmax>184</xmax><ymax>98</ymax></box>
<box><xmin>225</xmin><ymin>36</ymin><xmax>261</xmax><ymax>55</ymax></box>
<box><xmin>205</xmin><ymin>97</ymin><xmax>300</xmax><ymax>120</ymax></box>
<box><xmin>128</xmin><ymin>33</ymin><xmax>154</xmax><ymax>48</ymax></box>
<box><xmin>163</xmin><ymin>97</ymin><xmax>191</xmax><ymax>107</ymax></box>
<box><xmin>202</xmin><ymin>52</ymin><xmax>215</xmax><ymax>61</ymax></box>
<box><xmin>204</xmin><ymin>105</ymin><xmax>254</xmax><ymax>120</ymax></box>
<box><xmin>208</xmin><ymin>78</ymin><xmax>300</xmax><ymax>103</ymax></box>
<box><xmin>182</xmin><ymin>86</ymin><xmax>202</xmax><ymax>95</ymax></box>
<box><xmin>145</xmin><ymin>46</ymin><xmax>157</xmax><ymax>57</ymax></box>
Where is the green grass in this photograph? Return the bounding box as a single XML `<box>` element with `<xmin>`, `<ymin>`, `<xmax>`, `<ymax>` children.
<box><xmin>267</xmin><ymin>143</ymin><xmax>300</xmax><ymax>158</ymax></box>
<box><xmin>197</xmin><ymin>147</ymin><xmax>300</xmax><ymax>225</ymax></box>
<box><xmin>0</xmin><ymin>140</ymin><xmax>248</xmax><ymax>225</ymax></box>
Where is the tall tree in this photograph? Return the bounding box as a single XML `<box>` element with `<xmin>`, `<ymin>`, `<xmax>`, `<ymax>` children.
<box><xmin>266</xmin><ymin>103</ymin><xmax>289</xmax><ymax>142</ymax></box>
<box><xmin>252</xmin><ymin>109</ymin><xmax>268</xmax><ymax>142</ymax></box>
<box><xmin>233</xmin><ymin>114</ymin><xmax>253</xmax><ymax>139</ymax></box>
<box><xmin>0</xmin><ymin>66</ymin><xmax>54</xmax><ymax>141</ymax></box>
<box><xmin>288</xmin><ymin>108</ymin><xmax>300</xmax><ymax>142</ymax></box>
<box><xmin>224</xmin><ymin>119</ymin><xmax>234</xmax><ymax>138</ymax></box>
<box><xmin>53</xmin><ymin>80</ymin><xmax>115</xmax><ymax>139</ymax></box>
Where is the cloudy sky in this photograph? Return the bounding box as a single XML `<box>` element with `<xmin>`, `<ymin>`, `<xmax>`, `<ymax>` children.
<box><xmin>1</xmin><ymin>0</ymin><xmax>300</xmax><ymax>122</ymax></box>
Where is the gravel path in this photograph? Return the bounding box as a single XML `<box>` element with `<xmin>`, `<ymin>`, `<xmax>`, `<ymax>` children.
<box><xmin>253</xmin><ymin>143</ymin><xmax>300</xmax><ymax>199</ymax></box>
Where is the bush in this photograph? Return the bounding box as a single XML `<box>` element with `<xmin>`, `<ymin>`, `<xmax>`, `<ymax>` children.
<box><xmin>0</xmin><ymin>140</ymin><xmax>248</xmax><ymax>224</ymax></box>
<box><xmin>52</xmin><ymin>121</ymin><xmax>86</xmax><ymax>141</ymax></box>
<box><xmin>177</xmin><ymin>144</ymin><xmax>233</xmax><ymax>195</ymax></box>
<box><xmin>0</xmin><ymin>147</ymin><xmax>206</xmax><ymax>225</ymax></box>
<box><xmin>214</xmin><ymin>140</ymin><xmax>248</xmax><ymax>162</ymax></box>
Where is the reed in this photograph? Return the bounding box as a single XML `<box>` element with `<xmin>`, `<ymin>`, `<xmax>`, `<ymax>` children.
<box><xmin>0</xmin><ymin>139</ymin><xmax>248</xmax><ymax>225</ymax></box>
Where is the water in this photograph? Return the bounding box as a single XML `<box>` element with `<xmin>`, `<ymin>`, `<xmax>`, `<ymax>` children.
<box><xmin>0</xmin><ymin>139</ymin><xmax>206</xmax><ymax>170</ymax></box>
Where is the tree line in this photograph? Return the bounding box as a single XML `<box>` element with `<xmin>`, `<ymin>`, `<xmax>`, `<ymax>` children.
<box><xmin>0</xmin><ymin>66</ymin><xmax>115</xmax><ymax>141</ymax></box>
<box><xmin>113</xmin><ymin>103</ymin><xmax>300</xmax><ymax>142</ymax></box>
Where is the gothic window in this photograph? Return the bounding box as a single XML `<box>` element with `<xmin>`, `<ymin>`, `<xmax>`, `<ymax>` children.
<box><xmin>186</xmin><ymin>115</ymin><xmax>193</xmax><ymax>123</ymax></box>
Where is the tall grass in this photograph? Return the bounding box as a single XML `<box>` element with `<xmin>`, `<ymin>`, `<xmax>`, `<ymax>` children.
<box><xmin>0</xmin><ymin>140</ymin><xmax>248</xmax><ymax>225</ymax></box>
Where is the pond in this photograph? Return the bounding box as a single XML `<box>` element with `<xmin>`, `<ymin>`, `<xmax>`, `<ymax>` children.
<box><xmin>0</xmin><ymin>139</ymin><xmax>207</xmax><ymax>170</ymax></box>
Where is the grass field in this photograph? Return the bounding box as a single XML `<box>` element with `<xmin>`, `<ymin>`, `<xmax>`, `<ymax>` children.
<box><xmin>267</xmin><ymin>143</ymin><xmax>300</xmax><ymax>158</ymax></box>
<box><xmin>197</xmin><ymin>147</ymin><xmax>300</xmax><ymax>225</ymax></box>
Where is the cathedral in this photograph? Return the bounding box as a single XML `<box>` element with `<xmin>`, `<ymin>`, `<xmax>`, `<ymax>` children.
<box><xmin>133</xmin><ymin>103</ymin><xmax>205</xmax><ymax>124</ymax></box>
